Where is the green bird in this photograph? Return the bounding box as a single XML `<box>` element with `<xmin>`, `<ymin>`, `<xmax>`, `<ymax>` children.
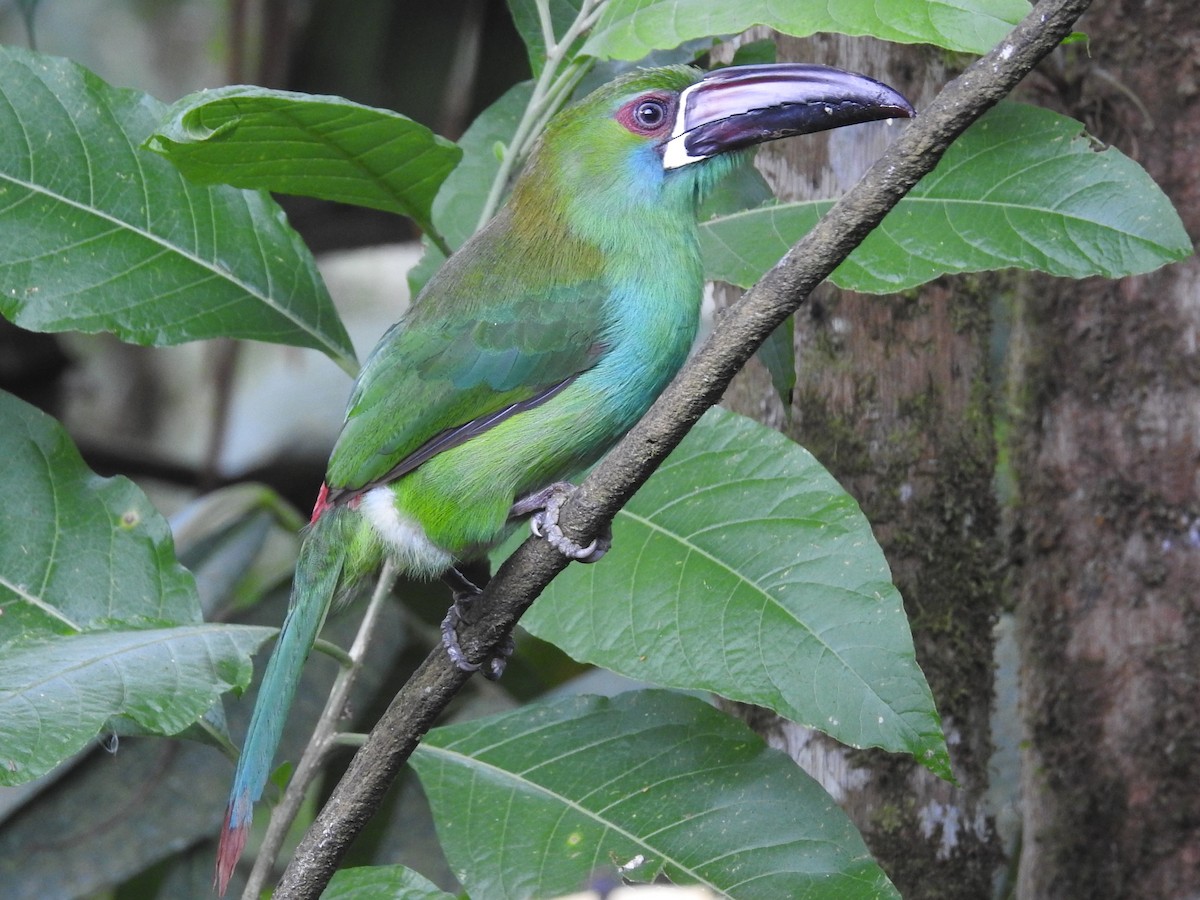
<box><xmin>215</xmin><ymin>62</ymin><xmax>912</xmax><ymax>892</ymax></box>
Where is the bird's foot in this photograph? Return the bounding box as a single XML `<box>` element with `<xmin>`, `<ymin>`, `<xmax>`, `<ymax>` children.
<box><xmin>512</xmin><ymin>482</ymin><xmax>612</xmax><ymax>563</ymax></box>
<box><xmin>440</xmin><ymin>568</ymin><xmax>513</xmax><ymax>680</ymax></box>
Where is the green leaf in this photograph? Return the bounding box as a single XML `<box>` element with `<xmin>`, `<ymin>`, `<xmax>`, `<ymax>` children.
<box><xmin>0</xmin><ymin>391</ymin><xmax>199</xmax><ymax>642</ymax></box>
<box><xmin>507</xmin><ymin>0</ymin><xmax>585</xmax><ymax>77</ymax></box>
<box><xmin>324</xmin><ymin>866</ymin><xmax>457</xmax><ymax>900</ymax></box>
<box><xmin>408</xmin><ymin>81</ymin><xmax>533</xmax><ymax>294</ymax></box>
<box><xmin>0</xmin><ymin>391</ymin><xmax>275</xmax><ymax>783</ymax></box>
<box><xmin>697</xmin><ymin>156</ymin><xmax>775</xmax><ymax>221</ymax></box>
<box><xmin>171</xmin><ymin>482</ymin><xmax>305</xmax><ymax>613</ymax></box>
<box><xmin>513</xmin><ymin>408</ymin><xmax>950</xmax><ymax>778</ymax></box>
<box><xmin>728</xmin><ymin>37</ymin><xmax>778</xmax><ymax>67</ymax></box>
<box><xmin>702</xmin><ymin>103</ymin><xmax>1194</xmax><ymax>293</ymax></box>
<box><xmin>0</xmin><ymin>623</ymin><xmax>274</xmax><ymax>785</ymax></box>
<box><xmin>697</xmin><ymin>150</ymin><xmax>798</xmax><ymax>404</ymax></box>
<box><xmin>433</xmin><ymin>81</ymin><xmax>533</xmax><ymax>251</ymax></box>
<box><xmin>413</xmin><ymin>691</ymin><xmax>898</xmax><ymax>899</ymax></box>
<box><xmin>583</xmin><ymin>0</ymin><xmax>1030</xmax><ymax>60</ymax></box>
<box><xmin>757</xmin><ymin>314</ymin><xmax>796</xmax><ymax>407</ymax></box>
<box><xmin>0</xmin><ymin>46</ymin><xmax>354</xmax><ymax>371</ymax></box>
<box><xmin>146</xmin><ymin>86</ymin><xmax>462</xmax><ymax>252</ymax></box>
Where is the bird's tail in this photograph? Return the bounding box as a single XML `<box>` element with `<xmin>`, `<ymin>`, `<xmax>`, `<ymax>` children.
<box><xmin>214</xmin><ymin>504</ymin><xmax>356</xmax><ymax>895</ymax></box>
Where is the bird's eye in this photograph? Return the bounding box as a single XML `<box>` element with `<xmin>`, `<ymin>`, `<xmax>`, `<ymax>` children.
<box><xmin>634</xmin><ymin>99</ymin><xmax>666</xmax><ymax>129</ymax></box>
<box><xmin>617</xmin><ymin>94</ymin><xmax>674</xmax><ymax>136</ymax></box>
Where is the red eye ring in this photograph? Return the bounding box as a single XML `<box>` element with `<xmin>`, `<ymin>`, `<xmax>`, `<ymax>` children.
<box><xmin>616</xmin><ymin>93</ymin><xmax>675</xmax><ymax>136</ymax></box>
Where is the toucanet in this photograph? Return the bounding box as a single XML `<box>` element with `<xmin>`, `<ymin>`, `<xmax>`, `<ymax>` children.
<box><xmin>215</xmin><ymin>62</ymin><xmax>913</xmax><ymax>893</ymax></box>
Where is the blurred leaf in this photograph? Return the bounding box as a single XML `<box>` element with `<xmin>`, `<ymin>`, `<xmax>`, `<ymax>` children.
<box><xmin>409</xmin><ymin>81</ymin><xmax>533</xmax><ymax>295</ymax></box>
<box><xmin>146</xmin><ymin>87</ymin><xmax>461</xmax><ymax>252</ymax></box>
<box><xmin>0</xmin><ymin>391</ymin><xmax>275</xmax><ymax>784</ymax></box>
<box><xmin>324</xmin><ymin>865</ymin><xmax>456</xmax><ymax>899</ymax></box>
<box><xmin>696</xmin><ymin>156</ymin><xmax>774</xmax><ymax>221</ymax></box>
<box><xmin>0</xmin><ymin>587</ymin><xmax>404</xmax><ymax>899</ymax></box>
<box><xmin>179</xmin><ymin>506</ymin><xmax>274</xmax><ymax>615</ymax></box>
<box><xmin>583</xmin><ymin>0</ymin><xmax>1029</xmax><ymax>60</ymax></box>
<box><xmin>704</xmin><ymin>103</ymin><xmax>1193</xmax><ymax>293</ymax></box>
<box><xmin>14</xmin><ymin>0</ymin><xmax>40</xmax><ymax>47</ymax></box>
<box><xmin>171</xmin><ymin>483</ymin><xmax>304</xmax><ymax>615</ymax></box>
<box><xmin>0</xmin><ymin>733</ymin><xmax>230</xmax><ymax>899</ymax></box>
<box><xmin>413</xmin><ymin>691</ymin><xmax>898</xmax><ymax>899</ymax></box>
<box><xmin>727</xmin><ymin>37</ymin><xmax>777</xmax><ymax>66</ymax></box>
<box><xmin>433</xmin><ymin>82</ymin><xmax>533</xmax><ymax>251</ymax></box>
<box><xmin>756</xmin><ymin>314</ymin><xmax>796</xmax><ymax>407</ymax></box>
<box><xmin>513</xmin><ymin>408</ymin><xmax>950</xmax><ymax>778</ymax></box>
<box><xmin>0</xmin><ymin>46</ymin><xmax>354</xmax><ymax>371</ymax></box>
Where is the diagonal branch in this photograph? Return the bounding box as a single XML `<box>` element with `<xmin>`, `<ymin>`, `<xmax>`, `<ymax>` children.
<box><xmin>272</xmin><ymin>1</ymin><xmax>1092</xmax><ymax>896</ymax></box>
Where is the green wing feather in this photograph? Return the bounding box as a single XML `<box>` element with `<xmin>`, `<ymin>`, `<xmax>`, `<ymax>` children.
<box><xmin>326</xmin><ymin>238</ymin><xmax>610</xmax><ymax>492</ymax></box>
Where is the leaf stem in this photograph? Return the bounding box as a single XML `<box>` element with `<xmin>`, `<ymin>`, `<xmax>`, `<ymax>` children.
<box><xmin>475</xmin><ymin>0</ymin><xmax>605</xmax><ymax>229</ymax></box>
<box><xmin>311</xmin><ymin>638</ymin><xmax>354</xmax><ymax>668</ymax></box>
<box><xmin>426</xmin><ymin>227</ymin><xmax>453</xmax><ymax>259</ymax></box>
<box><xmin>535</xmin><ymin>0</ymin><xmax>555</xmax><ymax>61</ymax></box>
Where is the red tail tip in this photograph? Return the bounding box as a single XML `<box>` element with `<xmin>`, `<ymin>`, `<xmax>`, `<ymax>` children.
<box><xmin>214</xmin><ymin>804</ymin><xmax>250</xmax><ymax>896</ymax></box>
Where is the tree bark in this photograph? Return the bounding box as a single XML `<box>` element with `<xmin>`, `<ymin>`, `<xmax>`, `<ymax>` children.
<box><xmin>719</xmin><ymin>33</ymin><xmax>1004</xmax><ymax>898</ymax></box>
<box><xmin>1010</xmin><ymin>4</ymin><xmax>1200</xmax><ymax>897</ymax></box>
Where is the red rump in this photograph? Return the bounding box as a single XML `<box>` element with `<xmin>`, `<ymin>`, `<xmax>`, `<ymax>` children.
<box><xmin>311</xmin><ymin>482</ymin><xmax>331</xmax><ymax>524</ymax></box>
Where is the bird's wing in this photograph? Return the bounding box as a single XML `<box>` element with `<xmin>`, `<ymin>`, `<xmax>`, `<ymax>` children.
<box><xmin>325</xmin><ymin>274</ymin><xmax>610</xmax><ymax>493</ymax></box>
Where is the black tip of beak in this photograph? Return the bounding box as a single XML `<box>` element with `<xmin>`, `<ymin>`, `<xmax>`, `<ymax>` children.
<box><xmin>664</xmin><ymin>63</ymin><xmax>914</xmax><ymax>168</ymax></box>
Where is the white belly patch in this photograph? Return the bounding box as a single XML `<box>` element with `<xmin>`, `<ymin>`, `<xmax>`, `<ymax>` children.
<box><xmin>359</xmin><ymin>486</ymin><xmax>453</xmax><ymax>578</ymax></box>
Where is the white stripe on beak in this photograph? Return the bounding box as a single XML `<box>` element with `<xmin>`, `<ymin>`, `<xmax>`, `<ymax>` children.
<box><xmin>661</xmin><ymin>81</ymin><xmax>707</xmax><ymax>170</ymax></box>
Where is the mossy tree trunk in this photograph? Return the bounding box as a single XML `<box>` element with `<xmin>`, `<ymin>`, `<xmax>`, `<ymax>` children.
<box><xmin>1009</xmin><ymin>4</ymin><xmax>1200</xmax><ymax>896</ymax></box>
<box><xmin>717</xmin><ymin>33</ymin><xmax>1004</xmax><ymax>897</ymax></box>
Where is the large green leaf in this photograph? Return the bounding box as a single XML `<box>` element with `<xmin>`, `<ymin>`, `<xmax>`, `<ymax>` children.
<box><xmin>413</xmin><ymin>691</ymin><xmax>898</xmax><ymax>899</ymax></box>
<box><xmin>703</xmin><ymin>102</ymin><xmax>1194</xmax><ymax>293</ymax></box>
<box><xmin>0</xmin><ymin>391</ymin><xmax>199</xmax><ymax>642</ymax></box>
<box><xmin>146</xmin><ymin>86</ymin><xmax>461</xmax><ymax>250</ymax></box>
<box><xmin>0</xmin><ymin>46</ymin><xmax>354</xmax><ymax>370</ymax></box>
<box><xmin>583</xmin><ymin>0</ymin><xmax>1030</xmax><ymax>60</ymax></box>
<box><xmin>0</xmin><ymin>391</ymin><xmax>274</xmax><ymax>784</ymax></box>
<box><xmin>512</xmin><ymin>408</ymin><xmax>950</xmax><ymax>778</ymax></box>
<box><xmin>0</xmin><ymin>624</ymin><xmax>272</xmax><ymax>785</ymax></box>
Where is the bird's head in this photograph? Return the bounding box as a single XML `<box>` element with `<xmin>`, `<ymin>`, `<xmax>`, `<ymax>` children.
<box><xmin>521</xmin><ymin>62</ymin><xmax>914</xmax><ymax>220</ymax></box>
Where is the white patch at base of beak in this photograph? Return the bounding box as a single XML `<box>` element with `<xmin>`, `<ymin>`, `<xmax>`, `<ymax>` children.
<box><xmin>661</xmin><ymin>81</ymin><xmax>707</xmax><ymax>170</ymax></box>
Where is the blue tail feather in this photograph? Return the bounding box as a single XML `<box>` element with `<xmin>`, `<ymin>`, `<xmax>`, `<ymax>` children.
<box><xmin>215</xmin><ymin>508</ymin><xmax>348</xmax><ymax>894</ymax></box>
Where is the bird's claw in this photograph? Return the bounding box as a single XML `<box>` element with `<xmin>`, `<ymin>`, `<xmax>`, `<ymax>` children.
<box><xmin>440</xmin><ymin>570</ymin><xmax>513</xmax><ymax>680</ymax></box>
<box><xmin>530</xmin><ymin>509</ymin><xmax>608</xmax><ymax>562</ymax></box>
<box><xmin>516</xmin><ymin>482</ymin><xmax>612</xmax><ymax>563</ymax></box>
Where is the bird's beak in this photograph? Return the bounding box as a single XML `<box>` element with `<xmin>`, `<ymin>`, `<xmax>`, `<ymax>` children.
<box><xmin>662</xmin><ymin>63</ymin><xmax>915</xmax><ymax>170</ymax></box>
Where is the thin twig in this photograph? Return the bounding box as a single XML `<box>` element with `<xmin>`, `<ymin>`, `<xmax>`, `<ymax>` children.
<box><xmin>273</xmin><ymin>2</ymin><xmax>1093</xmax><ymax>896</ymax></box>
<box><xmin>476</xmin><ymin>0</ymin><xmax>604</xmax><ymax>228</ymax></box>
<box><xmin>535</xmin><ymin>0</ymin><xmax>556</xmax><ymax>57</ymax></box>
